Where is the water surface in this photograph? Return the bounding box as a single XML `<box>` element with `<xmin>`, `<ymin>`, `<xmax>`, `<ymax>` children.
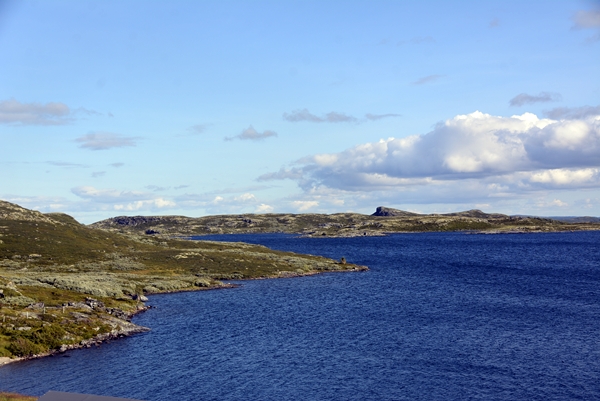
<box><xmin>2</xmin><ymin>232</ymin><xmax>599</xmax><ymax>400</ymax></box>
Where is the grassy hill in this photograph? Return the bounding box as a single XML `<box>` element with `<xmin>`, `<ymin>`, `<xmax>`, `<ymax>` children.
<box><xmin>0</xmin><ymin>200</ymin><xmax>364</xmax><ymax>362</ymax></box>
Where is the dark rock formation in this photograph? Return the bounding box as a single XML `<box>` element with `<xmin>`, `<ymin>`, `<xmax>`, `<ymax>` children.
<box><xmin>112</xmin><ymin>216</ymin><xmax>165</xmax><ymax>227</ymax></box>
<box><xmin>372</xmin><ymin>206</ymin><xmax>419</xmax><ymax>217</ymax></box>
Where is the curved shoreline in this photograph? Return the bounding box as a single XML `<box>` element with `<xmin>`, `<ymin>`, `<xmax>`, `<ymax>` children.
<box><xmin>0</xmin><ymin>267</ymin><xmax>367</xmax><ymax>368</ymax></box>
<box><xmin>0</xmin><ymin>307</ymin><xmax>151</xmax><ymax>368</ymax></box>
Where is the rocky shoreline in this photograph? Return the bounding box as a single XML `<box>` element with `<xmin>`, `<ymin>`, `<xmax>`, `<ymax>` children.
<box><xmin>0</xmin><ymin>306</ymin><xmax>151</xmax><ymax>367</ymax></box>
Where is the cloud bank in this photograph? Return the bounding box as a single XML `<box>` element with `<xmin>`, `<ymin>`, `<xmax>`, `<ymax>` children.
<box><xmin>260</xmin><ymin>109</ymin><xmax>600</xmax><ymax>202</ymax></box>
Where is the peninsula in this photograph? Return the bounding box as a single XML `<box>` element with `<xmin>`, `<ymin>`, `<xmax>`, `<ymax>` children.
<box><xmin>0</xmin><ymin>200</ymin><xmax>365</xmax><ymax>364</ymax></box>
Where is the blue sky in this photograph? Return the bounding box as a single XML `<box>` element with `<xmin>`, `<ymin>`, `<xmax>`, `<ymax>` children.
<box><xmin>1</xmin><ymin>0</ymin><xmax>599</xmax><ymax>223</ymax></box>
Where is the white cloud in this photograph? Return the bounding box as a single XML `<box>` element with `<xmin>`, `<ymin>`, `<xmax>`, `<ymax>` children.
<box><xmin>71</xmin><ymin>186</ymin><xmax>177</xmax><ymax>213</ymax></box>
<box><xmin>509</xmin><ymin>92</ymin><xmax>561</xmax><ymax>107</ymax></box>
<box><xmin>526</xmin><ymin>168</ymin><xmax>600</xmax><ymax>187</ymax></box>
<box><xmin>292</xmin><ymin>200</ymin><xmax>319</xmax><ymax>211</ymax></box>
<box><xmin>0</xmin><ymin>98</ymin><xmax>72</xmax><ymax>125</ymax></box>
<box><xmin>76</xmin><ymin>132</ymin><xmax>140</xmax><ymax>150</ymax></box>
<box><xmin>225</xmin><ymin>126</ymin><xmax>277</xmax><ymax>141</ymax></box>
<box><xmin>535</xmin><ymin>198</ymin><xmax>568</xmax><ymax>209</ymax></box>
<box><xmin>113</xmin><ymin>198</ymin><xmax>175</xmax><ymax>211</ymax></box>
<box><xmin>260</xmin><ymin>109</ymin><xmax>600</xmax><ymax>205</ymax></box>
<box><xmin>236</xmin><ymin>193</ymin><xmax>256</xmax><ymax>202</ymax></box>
<box><xmin>255</xmin><ymin>204</ymin><xmax>274</xmax><ymax>213</ymax></box>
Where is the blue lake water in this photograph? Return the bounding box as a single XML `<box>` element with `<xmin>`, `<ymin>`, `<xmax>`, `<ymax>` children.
<box><xmin>1</xmin><ymin>231</ymin><xmax>600</xmax><ymax>400</ymax></box>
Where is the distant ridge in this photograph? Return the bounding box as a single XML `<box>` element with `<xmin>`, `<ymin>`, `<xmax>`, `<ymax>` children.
<box><xmin>442</xmin><ymin>209</ymin><xmax>508</xmax><ymax>219</ymax></box>
<box><xmin>548</xmin><ymin>216</ymin><xmax>600</xmax><ymax>224</ymax></box>
<box><xmin>372</xmin><ymin>207</ymin><xmax>507</xmax><ymax>219</ymax></box>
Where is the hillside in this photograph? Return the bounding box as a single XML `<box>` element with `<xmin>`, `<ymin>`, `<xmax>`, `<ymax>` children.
<box><xmin>90</xmin><ymin>206</ymin><xmax>600</xmax><ymax>238</ymax></box>
<box><xmin>0</xmin><ymin>200</ymin><xmax>365</xmax><ymax>363</ymax></box>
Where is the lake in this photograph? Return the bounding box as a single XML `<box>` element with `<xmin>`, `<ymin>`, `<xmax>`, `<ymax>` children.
<box><xmin>1</xmin><ymin>231</ymin><xmax>599</xmax><ymax>400</ymax></box>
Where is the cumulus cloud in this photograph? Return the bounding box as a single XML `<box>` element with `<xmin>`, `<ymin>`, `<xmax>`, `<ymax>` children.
<box><xmin>0</xmin><ymin>98</ymin><xmax>72</xmax><ymax>125</ymax></box>
<box><xmin>75</xmin><ymin>132</ymin><xmax>140</xmax><ymax>150</ymax></box>
<box><xmin>225</xmin><ymin>126</ymin><xmax>277</xmax><ymax>141</ymax></box>
<box><xmin>255</xmin><ymin>204</ymin><xmax>274</xmax><ymax>213</ymax></box>
<box><xmin>509</xmin><ymin>92</ymin><xmax>562</xmax><ymax>107</ymax></box>
<box><xmin>292</xmin><ymin>200</ymin><xmax>319</xmax><ymax>211</ymax></box>
<box><xmin>412</xmin><ymin>75</ymin><xmax>444</xmax><ymax>85</ymax></box>
<box><xmin>260</xmin><ymin>110</ymin><xmax>600</xmax><ymax>197</ymax></box>
<box><xmin>112</xmin><ymin>199</ymin><xmax>175</xmax><ymax>211</ymax></box>
<box><xmin>283</xmin><ymin>109</ymin><xmax>358</xmax><ymax>123</ymax></box>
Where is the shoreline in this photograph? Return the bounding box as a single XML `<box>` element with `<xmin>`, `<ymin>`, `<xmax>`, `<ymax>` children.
<box><xmin>0</xmin><ymin>267</ymin><xmax>367</xmax><ymax>368</ymax></box>
<box><xmin>0</xmin><ymin>306</ymin><xmax>151</xmax><ymax>368</ymax></box>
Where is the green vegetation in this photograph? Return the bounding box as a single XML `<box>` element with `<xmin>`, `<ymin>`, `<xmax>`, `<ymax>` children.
<box><xmin>0</xmin><ymin>200</ymin><xmax>366</xmax><ymax>361</ymax></box>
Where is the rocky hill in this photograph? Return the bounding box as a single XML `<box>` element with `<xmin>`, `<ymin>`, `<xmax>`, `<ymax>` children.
<box><xmin>90</xmin><ymin>206</ymin><xmax>599</xmax><ymax>238</ymax></box>
<box><xmin>0</xmin><ymin>200</ymin><xmax>364</xmax><ymax>363</ymax></box>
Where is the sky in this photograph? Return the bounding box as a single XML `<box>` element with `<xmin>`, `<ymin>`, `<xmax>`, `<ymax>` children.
<box><xmin>1</xmin><ymin>0</ymin><xmax>599</xmax><ymax>224</ymax></box>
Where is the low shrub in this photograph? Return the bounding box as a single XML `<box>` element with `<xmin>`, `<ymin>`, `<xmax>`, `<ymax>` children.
<box><xmin>7</xmin><ymin>337</ymin><xmax>45</xmax><ymax>357</ymax></box>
